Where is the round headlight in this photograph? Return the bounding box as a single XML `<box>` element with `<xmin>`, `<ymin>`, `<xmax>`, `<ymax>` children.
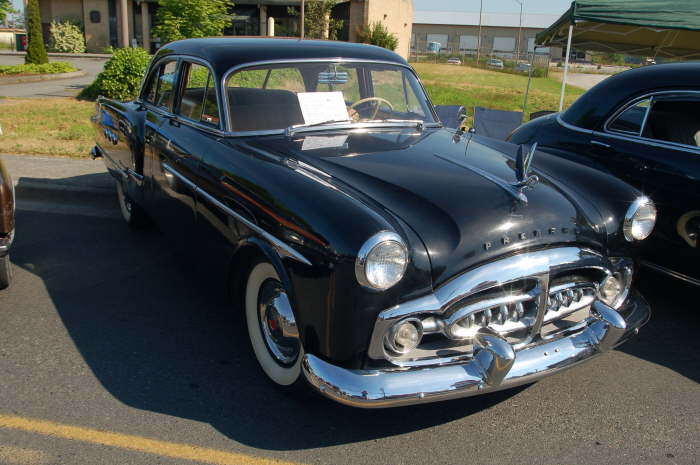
<box><xmin>623</xmin><ymin>196</ymin><xmax>656</xmax><ymax>241</ymax></box>
<box><xmin>355</xmin><ymin>231</ymin><xmax>408</xmax><ymax>290</ymax></box>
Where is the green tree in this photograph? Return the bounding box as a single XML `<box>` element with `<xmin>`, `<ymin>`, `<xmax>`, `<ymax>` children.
<box><xmin>0</xmin><ymin>0</ymin><xmax>15</xmax><ymax>23</ymax></box>
<box><xmin>25</xmin><ymin>0</ymin><xmax>48</xmax><ymax>64</ymax></box>
<box><xmin>79</xmin><ymin>47</ymin><xmax>151</xmax><ymax>101</ymax></box>
<box><xmin>355</xmin><ymin>22</ymin><xmax>398</xmax><ymax>51</ymax></box>
<box><xmin>153</xmin><ymin>0</ymin><xmax>231</xmax><ymax>44</ymax></box>
<box><xmin>288</xmin><ymin>0</ymin><xmax>344</xmax><ymax>40</ymax></box>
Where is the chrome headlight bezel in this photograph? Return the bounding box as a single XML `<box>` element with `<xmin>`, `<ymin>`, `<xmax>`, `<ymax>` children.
<box><xmin>355</xmin><ymin>231</ymin><xmax>409</xmax><ymax>291</ymax></box>
<box><xmin>623</xmin><ymin>196</ymin><xmax>657</xmax><ymax>242</ymax></box>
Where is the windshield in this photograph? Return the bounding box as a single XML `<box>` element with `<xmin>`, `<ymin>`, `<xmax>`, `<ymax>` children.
<box><xmin>224</xmin><ymin>62</ymin><xmax>437</xmax><ymax>132</ymax></box>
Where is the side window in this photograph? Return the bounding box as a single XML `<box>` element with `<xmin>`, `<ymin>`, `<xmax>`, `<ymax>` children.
<box><xmin>608</xmin><ymin>99</ymin><xmax>650</xmax><ymax>135</ymax></box>
<box><xmin>227</xmin><ymin>67</ymin><xmax>306</xmax><ymax>93</ymax></box>
<box><xmin>143</xmin><ymin>67</ymin><xmax>159</xmax><ymax>103</ymax></box>
<box><xmin>179</xmin><ymin>62</ymin><xmax>220</xmax><ymax>127</ymax></box>
<box><xmin>371</xmin><ymin>68</ymin><xmax>407</xmax><ymax>111</ymax></box>
<box><xmin>153</xmin><ymin>60</ymin><xmax>178</xmax><ymax>112</ymax></box>
<box><xmin>642</xmin><ymin>97</ymin><xmax>700</xmax><ymax>147</ymax></box>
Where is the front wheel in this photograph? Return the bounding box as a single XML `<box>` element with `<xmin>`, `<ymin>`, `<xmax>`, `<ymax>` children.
<box><xmin>0</xmin><ymin>254</ymin><xmax>12</xmax><ymax>289</ymax></box>
<box><xmin>116</xmin><ymin>180</ymin><xmax>147</xmax><ymax>227</ymax></box>
<box><xmin>245</xmin><ymin>261</ymin><xmax>304</xmax><ymax>387</ymax></box>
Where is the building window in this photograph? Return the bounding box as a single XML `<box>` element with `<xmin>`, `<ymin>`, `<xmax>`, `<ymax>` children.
<box><xmin>459</xmin><ymin>35</ymin><xmax>478</xmax><ymax>51</ymax></box>
<box><xmin>426</xmin><ymin>34</ymin><xmax>448</xmax><ymax>51</ymax></box>
<box><xmin>493</xmin><ymin>37</ymin><xmax>516</xmax><ymax>52</ymax></box>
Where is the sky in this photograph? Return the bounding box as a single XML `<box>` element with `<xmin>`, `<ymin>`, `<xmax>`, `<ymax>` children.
<box><xmin>413</xmin><ymin>0</ymin><xmax>571</xmax><ymax>15</ymax></box>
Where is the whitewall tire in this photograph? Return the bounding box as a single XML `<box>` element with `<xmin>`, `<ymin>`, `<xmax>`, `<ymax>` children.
<box><xmin>245</xmin><ymin>261</ymin><xmax>303</xmax><ymax>387</ymax></box>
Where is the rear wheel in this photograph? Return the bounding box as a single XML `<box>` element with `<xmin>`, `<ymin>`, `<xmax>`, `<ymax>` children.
<box><xmin>116</xmin><ymin>180</ymin><xmax>147</xmax><ymax>227</ymax></box>
<box><xmin>0</xmin><ymin>254</ymin><xmax>12</xmax><ymax>290</ymax></box>
<box><xmin>244</xmin><ymin>261</ymin><xmax>304</xmax><ymax>387</ymax></box>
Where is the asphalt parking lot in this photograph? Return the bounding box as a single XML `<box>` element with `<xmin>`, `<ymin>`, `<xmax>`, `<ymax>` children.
<box><xmin>0</xmin><ymin>166</ymin><xmax>698</xmax><ymax>465</ymax></box>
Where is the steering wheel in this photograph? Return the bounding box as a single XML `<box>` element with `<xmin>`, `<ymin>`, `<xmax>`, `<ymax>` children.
<box><xmin>350</xmin><ymin>97</ymin><xmax>394</xmax><ymax>120</ymax></box>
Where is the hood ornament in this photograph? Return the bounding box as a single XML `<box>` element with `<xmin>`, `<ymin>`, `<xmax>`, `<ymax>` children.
<box><xmin>513</xmin><ymin>142</ymin><xmax>539</xmax><ymax>190</ymax></box>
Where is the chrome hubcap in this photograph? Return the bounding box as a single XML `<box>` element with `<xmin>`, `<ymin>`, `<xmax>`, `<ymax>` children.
<box><xmin>258</xmin><ymin>279</ymin><xmax>300</xmax><ymax>365</ymax></box>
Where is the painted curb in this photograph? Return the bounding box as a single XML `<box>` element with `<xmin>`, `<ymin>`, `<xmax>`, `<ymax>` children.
<box><xmin>0</xmin><ymin>70</ymin><xmax>87</xmax><ymax>86</ymax></box>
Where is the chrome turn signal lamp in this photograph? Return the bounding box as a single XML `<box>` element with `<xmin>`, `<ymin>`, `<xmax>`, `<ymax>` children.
<box><xmin>385</xmin><ymin>318</ymin><xmax>423</xmax><ymax>355</ymax></box>
<box><xmin>598</xmin><ymin>260</ymin><xmax>633</xmax><ymax>309</ymax></box>
<box><xmin>623</xmin><ymin>196</ymin><xmax>656</xmax><ymax>242</ymax></box>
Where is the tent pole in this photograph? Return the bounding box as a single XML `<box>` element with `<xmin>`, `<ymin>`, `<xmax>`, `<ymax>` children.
<box><xmin>522</xmin><ymin>47</ymin><xmax>537</xmax><ymax>121</ymax></box>
<box><xmin>558</xmin><ymin>24</ymin><xmax>574</xmax><ymax>112</ymax></box>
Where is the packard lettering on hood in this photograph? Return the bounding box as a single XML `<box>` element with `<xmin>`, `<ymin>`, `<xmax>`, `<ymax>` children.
<box><xmin>92</xmin><ymin>37</ymin><xmax>654</xmax><ymax>408</ymax></box>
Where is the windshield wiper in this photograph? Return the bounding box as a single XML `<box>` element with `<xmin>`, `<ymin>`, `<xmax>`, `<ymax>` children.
<box><xmin>286</xmin><ymin>119</ymin><xmax>430</xmax><ymax>137</ymax></box>
<box><xmin>285</xmin><ymin>119</ymin><xmax>353</xmax><ymax>137</ymax></box>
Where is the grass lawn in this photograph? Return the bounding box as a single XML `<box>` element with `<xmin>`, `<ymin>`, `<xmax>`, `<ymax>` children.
<box><xmin>413</xmin><ymin>63</ymin><xmax>585</xmax><ymax>125</ymax></box>
<box><xmin>0</xmin><ymin>65</ymin><xmax>585</xmax><ymax>157</ymax></box>
<box><xmin>0</xmin><ymin>98</ymin><xmax>94</xmax><ymax>157</ymax></box>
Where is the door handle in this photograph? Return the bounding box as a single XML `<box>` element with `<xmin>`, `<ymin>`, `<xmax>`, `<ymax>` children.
<box><xmin>169</xmin><ymin>117</ymin><xmax>181</xmax><ymax>128</ymax></box>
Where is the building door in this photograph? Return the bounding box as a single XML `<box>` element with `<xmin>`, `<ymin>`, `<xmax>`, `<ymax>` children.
<box><xmin>108</xmin><ymin>0</ymin><xmax>118</xmax><ymax>48</ymax></box>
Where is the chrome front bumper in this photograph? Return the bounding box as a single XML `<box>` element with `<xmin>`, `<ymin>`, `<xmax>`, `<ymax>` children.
<box><xmin>302</xmin><ymin>294</ymin><xmax>650</xmax><ymax>408</ymax></box>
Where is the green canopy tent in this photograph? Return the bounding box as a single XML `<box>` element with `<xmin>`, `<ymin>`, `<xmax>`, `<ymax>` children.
<box><xmin>535</xmin><ymin>0</ymin><xmax>700</xmax><ymax>110</ymax></box>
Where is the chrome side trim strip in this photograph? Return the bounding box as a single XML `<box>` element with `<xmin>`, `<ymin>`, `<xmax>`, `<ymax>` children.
<box><xmin>641</xmin><ymin>260</ymin><xmax>700</xmax><ymax>287</ymax></box>
<box><xmin>303</xmin><ymin>295</ymin><xmax>649</xmax><ymax>408</ymax></box>
<box><xmin>161</xmin><ymin>163</ymin><xmax>311</xmax><ymax>266</ymax></box>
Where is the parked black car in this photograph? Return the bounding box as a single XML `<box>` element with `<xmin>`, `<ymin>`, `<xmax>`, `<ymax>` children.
<box><xmin>509</xmin><ymin>63</ymin><xmax>700</xmax><ymax>286</ymax></box>
<box><xmin>92</xmin><ymin>37</ymin><xmax>652</xmax><ymax>408</ymax></box>
<box><xmin>0</xmin><ymin>158</ymin><xmax>14</xmax><ymax>289</ymax></box>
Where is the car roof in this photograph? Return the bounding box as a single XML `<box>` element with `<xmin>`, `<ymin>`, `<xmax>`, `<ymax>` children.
<box><xmin>562</xmin><ymin>62</ymin><xmax>700</xmax><ymax>130</ymax></box>
<box><xmin>153</xmin><ymin>37</ymin><xmax>408</xmax><ymax>77</ymax></box>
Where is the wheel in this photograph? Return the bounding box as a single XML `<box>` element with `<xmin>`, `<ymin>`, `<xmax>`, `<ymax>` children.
<box><xmin>116</xmin><ymin>180</ymin><xmax>147</xmax><ymax>227</ymax></box>
<box><xmin>245</xmin><ymin>261</ymin><xmax>304</xmax><ymax>387</ymax></box>
<box><xmin>0</xmin><ymin>254</ymin><xmax>13</xmax><ymax>290</ymax></box>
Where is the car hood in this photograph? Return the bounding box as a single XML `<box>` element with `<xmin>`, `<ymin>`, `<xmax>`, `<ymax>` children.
<box><xmin>247</xmin><ymin>128</ymin><xmax>605</xmax><ymax>286</ymax></box>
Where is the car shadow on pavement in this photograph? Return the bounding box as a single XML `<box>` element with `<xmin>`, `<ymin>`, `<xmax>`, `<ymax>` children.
<box><xmin>11</xmin><ymin>207</ymin><xmax>528</xmax><ymax>451</ymax></box>
<box><xmin>618</xmin><ymin>269</ymin><xmax>700</xmax><ymax>384</ymax></box>
<box><xmin>10</xmin><ymin>204</ymin><xmax>699</xmax><ymax>451</ymax></box>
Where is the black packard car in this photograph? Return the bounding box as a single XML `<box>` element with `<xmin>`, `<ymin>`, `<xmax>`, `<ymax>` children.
<box><xmin>92</xmin><ymin>38</ymin><xmax>652</xmax><ymax>408</ymax></box>
<box><xmin>510</xmin><ymin>63</ymin><xmax>700</xmax><ymax>286</ymax></box>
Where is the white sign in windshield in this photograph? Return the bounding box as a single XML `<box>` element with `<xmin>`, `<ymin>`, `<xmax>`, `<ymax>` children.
<box><xmin>297</xmin><ymin>92</ymin><xmax>350</xmax><ymax>125</ymax></box>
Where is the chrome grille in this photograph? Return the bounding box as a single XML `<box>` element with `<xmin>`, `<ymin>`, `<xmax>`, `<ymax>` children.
<box><xmin>368</xmin><ymin>247</ymin><xmax>633</xmax><ymax>368</ymax></box>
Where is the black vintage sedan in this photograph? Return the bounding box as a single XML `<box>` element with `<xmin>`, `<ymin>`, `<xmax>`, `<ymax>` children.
<box><xmin>0</xmin><ymin>158</ymin><xmax>14</xmax><ymax>289</ymax></box>
<box><xmin>510</xmin><ymin>63</ymin><xmax>700</xmax><ymax>286</ymax></box>
<box><xmin>92</xmin><ymin>37</ymin><xmax>652</xmax><ymax>408</ymax></box>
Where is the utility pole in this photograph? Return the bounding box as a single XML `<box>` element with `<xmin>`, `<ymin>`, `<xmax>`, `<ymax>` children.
<box><xmin>476</xmin><ymin>0</ymin><xmax>483</xmax><ymax>64</ymax></box>
<box><xmin>515</xmin><ymin>0</ymin><xmax>524</xmax><ymax>61</ymax></box>
<box><xmin>300</xmin><ymin>0</ymin><xmax>305</xmax><ymax>39</ymax></box>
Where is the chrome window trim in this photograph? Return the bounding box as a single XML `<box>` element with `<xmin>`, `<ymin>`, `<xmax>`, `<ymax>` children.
<box><xmin>605</xmin><ymin>96</ymin><xmax>652</xmax><ymax>137</ymax></box>
<box><xmin>140</xmin><ymin>54</ymin><xmax>226</xmax><ymax>134</ymax></box>
<box><xmin>175</xmin><ymin>57</ymin><xmax>225</xmax><ymax>131</ymax></box>
<box><xmin>556</xmin><ymin>114</ymin><xmax>593</xmax><ymax>134</ymax></box>
<box><xmin>160</xmin><ymin>162</ymin><xmax>311</xmax><ymax>266</ymax></box>
<box><xmin>220</xmin><ymin>58</ymin><xmax>441</xmax><ymax>136</ymax></box>
<box><xmin>602</xmin><ymin>89</ymin><xmax>700</xmax><ymax>153</ymax></box>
